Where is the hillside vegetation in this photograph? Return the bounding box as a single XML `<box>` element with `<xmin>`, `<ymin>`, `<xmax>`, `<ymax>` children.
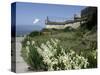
<box><xmin>21</xmin><ymin>23</ymin><xmax>97</xmax><ymax>70</ymax></box>
<box><xmin>21</xmin><ymin>7</ymin><xmax>97</xmax><ymax>71</ymax></box>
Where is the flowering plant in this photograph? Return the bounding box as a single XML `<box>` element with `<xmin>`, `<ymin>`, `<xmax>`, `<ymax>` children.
<box><xmin>21</xmin><ymin>38</ymin><xmax>89</xmax><ymax>71</ymax></box>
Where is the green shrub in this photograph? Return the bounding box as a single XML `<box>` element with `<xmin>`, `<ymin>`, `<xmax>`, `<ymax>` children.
<box><xmin>87</xmin><ymin>50</ymin><xmax>97</xmax><ymax>68</ymax></box>
<box><xmin>21</xmin><ymin>38</ymin><xmax>89</xmax><ymax>71</ymax></box>
<box><xmin>80</xmin><ymin>49</ymin><xmax>97</xmax><ymax>68</ymax></box>
<box><xmin>28</xmin><ymin>31</ymin><xmax>40</xmax><ymax>37</ymax></box>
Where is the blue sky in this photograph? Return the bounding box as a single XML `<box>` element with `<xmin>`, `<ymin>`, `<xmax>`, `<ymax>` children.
<box><xmin>15</xmin><ymin>2</ymin><xmax>86</xmax><ymax>27</ymax></box>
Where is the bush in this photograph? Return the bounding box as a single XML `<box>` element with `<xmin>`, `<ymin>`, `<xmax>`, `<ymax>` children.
<box><xmin>28</xmin><ymin>31</ymin><xmax>40</xmax><ymax>37</ymax></box>
<box><xmin>21</xmin><ymin>38</ymin><xmax>89</xmax><ymax>71</ymax></box>
<box><xmin>87</xmin><ymin>50</ymin><xmax>97</xmax><ymax>68</ymax></box>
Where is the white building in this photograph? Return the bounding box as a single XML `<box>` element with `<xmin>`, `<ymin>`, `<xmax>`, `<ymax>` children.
<box><xmin>45</xmin><ymin>16</ymin><xmax>81</xmax><ymax>29</ymax></box>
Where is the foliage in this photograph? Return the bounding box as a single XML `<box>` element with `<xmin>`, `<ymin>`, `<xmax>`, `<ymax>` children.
<box><xmin>28</xmin><ymin>31</ymin><xmax>40</xmax><ymax>37</ymax></box>
<box><xmin>21</xmin><ymin>21</ymin><xmax>97</xmax><ymax>70</ymax></box>
<box><xmin>21</xmin><ymin>38</ymin><xmax>89</xmax><ymax>71</ymax></box>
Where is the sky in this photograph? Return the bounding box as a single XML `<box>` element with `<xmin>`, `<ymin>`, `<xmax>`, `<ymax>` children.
<box><xmin>15</xmin><ymin>2</ymin><xmax>86</xmax><ymax>27</ymax></box>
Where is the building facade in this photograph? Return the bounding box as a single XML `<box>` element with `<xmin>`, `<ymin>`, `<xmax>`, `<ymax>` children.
<box><xmin>81</xmin><ymin>7</ymin><xmax>97</xmax><ymax>30</ymax></box>
<box><xmin>45</xmin><ymin>16</ymin><xmax>81</xmax><ymax>29</ymax></box>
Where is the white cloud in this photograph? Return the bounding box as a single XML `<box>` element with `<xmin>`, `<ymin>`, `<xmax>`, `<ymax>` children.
<box><xmin>33</xmin><ymin>18</ymin><xmax>40</xmax><ymax>24</ymax></box>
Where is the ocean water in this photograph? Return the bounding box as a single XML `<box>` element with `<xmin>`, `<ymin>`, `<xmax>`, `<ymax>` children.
<box><xmin>16</xmin><ymin>25</ymin><xmax>44</xmax><ymax>36</ymax></box>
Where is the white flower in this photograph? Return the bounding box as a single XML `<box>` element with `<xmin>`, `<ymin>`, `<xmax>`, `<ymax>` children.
<box><xmin>32</xmin><ymin>40</ymin><xmax>35</xmax><ymax>45</ymax></box>
<box><xmin>94</xmin><ymin>56</ymin><xmax>96</xmax><ymax>59</ymax></box>
<box><xmin>26</xmin><ymin>46</ymin><xmax>29</xmax><ymax>53</ymax></box>
<box><xmin>41</xmin><ymin>43</ymin><xmax>48</xmax><ymax>51</ymax></box>
<box><xmin>48</xmin><ymin>65</ymin><xmax>54</xmax><ymax>71</ymax></box>
<box><xmin>57</xmin><ymin>67</ymin><xmax>60</xmax><ymax>70</ymax></box>
<box><xmin>51</xmin><ymin>38</ymin><xmax>58</xmax><ymax>47</ymax></box>
<box><xmin>46</xmin><ymin>41</ymin><xmax>53</xmax><ymax>50</ymax></box>
<box><xmin>24</xmin><ymin>38</ymin><xmax>89</xmax><ymax>70</ymax></box>
<box><xmin>55</xmin><ymin>38</ymin><xmax>60</xmax><ymax>43</ymax></box>
<box><xmin>51</xmin><ymin>58</ymin><xmax>58</xmax><ymax>65</ymax></box>
<box><xmin>25</xmin><ymin>46</ymin><xmax>30</xmax><ymax>57</ymax></box>
<box><xmin>27</xmin><ymin>41</ymin><xmax>30</xmax><ymax>45</ymax></box>
<box><xmin>43</xmin><ymin>57</ymin><xmax>51</xmax><ymax>65</ymax></box>
<box><xmin>36</xmin><ymin>47</ymin><xmax>43</xmax><ymax>56</ymax></box>
<box><xmin>70</xmin><ymin>50</ymin><xmax>75</xmax><ymax>55</ymax></box>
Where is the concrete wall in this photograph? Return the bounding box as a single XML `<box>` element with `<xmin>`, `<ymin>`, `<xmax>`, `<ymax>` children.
<box><xmin>65</xmin><ymin>22</ymin><xmax>80</xmax><ymax>29</ymax></box>
<box><xmin>46</xmin><ymin>25</ymin><xmax>65</xmax><ymax>29</ymax></box>
<box><xmin>46</xmin><ymin>22</ymin><xmax>80</xmax><ymax>29</ymax></box>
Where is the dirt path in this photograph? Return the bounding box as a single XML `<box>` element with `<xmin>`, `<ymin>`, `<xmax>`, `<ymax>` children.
<box><xmin>16</xmin><ymin>37</ymin><xmax>30</xmax><ymax>73</ymax></box>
